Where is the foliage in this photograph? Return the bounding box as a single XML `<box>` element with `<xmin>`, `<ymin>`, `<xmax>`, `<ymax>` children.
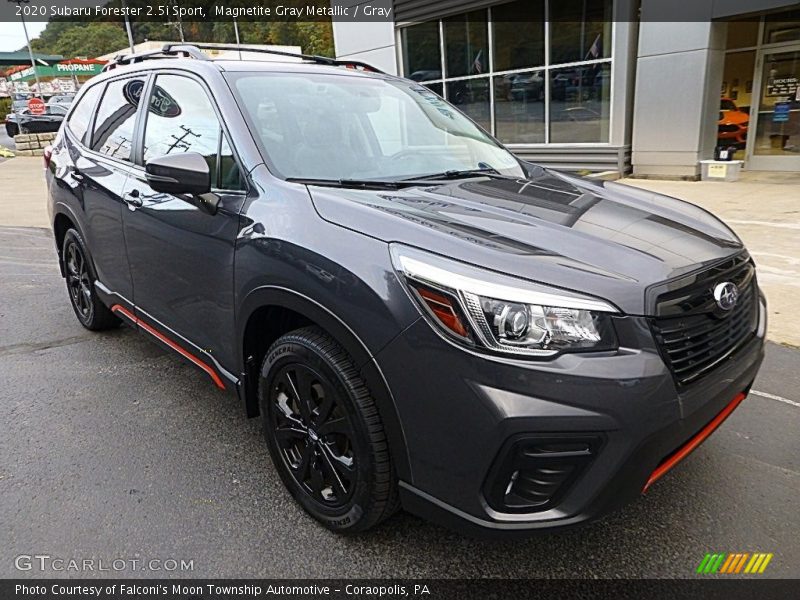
<box><xmin>0</xmin><ymin>97</ymin><xmax>11</xmax><ymax>117</ymax></box>
<box><xmin>25</xmin><ymin>19</ymin><xmax>335</xmax><ymax>59</ymax></box>
<box><xmin>30</xmin><ymin>23</ymin><xmax>129</xmax><ymax>58</ymax></box>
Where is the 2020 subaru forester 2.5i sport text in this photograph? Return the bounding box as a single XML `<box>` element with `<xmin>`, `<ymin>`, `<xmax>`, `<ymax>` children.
<box><xmin>46</xmin><ymin>44</ymin><xmax>766</xmax><ymax>536</ymax></box>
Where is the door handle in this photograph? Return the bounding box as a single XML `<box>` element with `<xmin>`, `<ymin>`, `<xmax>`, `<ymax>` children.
<box><xmin>69</xmin><ymin>167</ymin><xmax>84</xmax><ymax>183</ymax></box>
<box><xmin>124</xmin><ymin>189</ymin><xmax>143</xmax><ymax>209</ymax></box>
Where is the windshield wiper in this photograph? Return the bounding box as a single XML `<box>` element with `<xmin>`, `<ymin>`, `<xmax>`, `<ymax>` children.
<box><xmin>400</xmin><ymin>167</ymin><xmax>516</xmax><ymax>182</ymax></box>
<box><xmin>286</xmin><ymin>177</ymin><xmax>425</xmax><ymax>190</ymax></box>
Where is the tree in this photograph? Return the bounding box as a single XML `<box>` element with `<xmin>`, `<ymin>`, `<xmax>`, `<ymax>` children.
<box><xmin>30</xmin><ymin>22</ymin><xmax>128</xmax><ymax>58</ymax></box>
<box><xmin>25</xmin><ymin>18</ymin><xmax>335</xmax><ymax>60</ymax></box>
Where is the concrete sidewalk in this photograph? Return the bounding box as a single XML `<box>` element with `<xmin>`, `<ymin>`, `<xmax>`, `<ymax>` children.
<box><xmin>0</xmin><ymin>157</ymin><xmax>48</xmax><ymax>228</ymax></box>
<box><xmin>1</xmin><ymin>157</ymin><xmax>797</xmax><ymax>346</ymax></box>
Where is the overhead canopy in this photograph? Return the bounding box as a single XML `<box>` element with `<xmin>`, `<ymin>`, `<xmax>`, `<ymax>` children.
<box><xmin>6</xmin><ymin>58</ymin><xmax>106</xmax><ymax>81</ymax></box>
<box><xmin>0</xmin><ymin>51</ymin><xmax>64</xmax><ymax>67</ymax></box>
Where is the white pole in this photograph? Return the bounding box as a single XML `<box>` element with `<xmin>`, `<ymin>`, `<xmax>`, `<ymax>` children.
<box><xmin>121</xmin><ymin>0</ymin><xmax>135</xmax><ymax>53</ymax></box>
<box><xmin>124</xmin><ymin>17</ymin><xmax>135</xmax><ymax>53</ymax></box>
<box><xmin>18</xmin><ymin>7</ymin><xmax>43</xmax><ymax>98</ymax></box>
<box><xmin>233</xmin><ymin>18</ymin><xmax>242</xmax><ymax>60</ymax></box>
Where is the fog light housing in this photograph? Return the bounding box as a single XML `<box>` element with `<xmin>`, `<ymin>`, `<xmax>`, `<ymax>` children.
<box><xmin>484</xmin><ymin>435</ymin><xmax>603</xmax><ymax>513</ymax></box>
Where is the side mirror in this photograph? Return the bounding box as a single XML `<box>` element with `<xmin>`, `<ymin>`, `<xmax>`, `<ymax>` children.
<box><xmin>145</xmin><ymin>152</ymin><xmax>211</xmax><ymax>196</ymax></box>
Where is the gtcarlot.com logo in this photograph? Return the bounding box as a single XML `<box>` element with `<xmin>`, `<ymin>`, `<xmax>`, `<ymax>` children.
<box><xmin>696</xmin><ymin>552</ymin><xmax>773</xmax><ymax>574</ymax></box>
<box><xmin>14</xmin><ymin>554</ymin><xmax>194</xmax><ymax>573</ymax></box>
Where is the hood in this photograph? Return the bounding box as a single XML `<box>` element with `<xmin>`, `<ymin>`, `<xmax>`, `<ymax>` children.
<box><xmin>308</xmin><ymin>170</ymin><xmax>743</xmax><ymax>315</ymax></box>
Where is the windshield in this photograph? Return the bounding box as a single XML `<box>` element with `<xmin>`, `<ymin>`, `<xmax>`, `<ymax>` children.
<box><xmin>230</xmin><ymin>72</ymin><xmax>524</xmax><ymax>181</ymax></box>
<box><xmin>720</xmin><ymin>99</ymin><xmax>737</xmax><ymax>111</ymax></box>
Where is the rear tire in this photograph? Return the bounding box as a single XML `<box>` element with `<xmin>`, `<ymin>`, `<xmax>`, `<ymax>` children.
<box><xmin>62</xmin><ymin>229</ymin><xmax>119</xmax><ymax>331</ymax></box>
<box><xmin>259</xmin><ymin>326</ymin><xmax>399</xmax><ymax>533</ymax></box>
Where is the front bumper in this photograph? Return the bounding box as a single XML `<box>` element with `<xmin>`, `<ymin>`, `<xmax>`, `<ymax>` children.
<box><xmin>376</xmin><ymin>305</ymin><xmax>765</xmax><ymax>537</ymax></box>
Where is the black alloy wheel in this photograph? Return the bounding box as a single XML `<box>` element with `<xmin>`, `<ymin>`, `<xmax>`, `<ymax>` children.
<box><xmin>259</xmin><ymin>327</ymin><xmax>398</xmax><ymax>533</ymax></box>
<box><xmin>270</xmin><ymin>362</ymin><xmax>358</xmax><ymax>507</ymax></box>
<box><xmin>62</xmin><ymin>229</ymin><xmax>119</xmax><ymax>330</ymax></box>
<box><xmin>65</xmin><ymin>237</ymin><xmax>94</xmax><ymax>323</ymax></box>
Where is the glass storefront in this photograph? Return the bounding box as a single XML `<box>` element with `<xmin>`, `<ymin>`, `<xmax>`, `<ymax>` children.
<box><xmin>399</xmin><ymin>0</ymin><xmax>613</xmax><ymax>145</ymax></box>
<box><xmin>721</xmin><ymin>10</ymin><xmax>800</xmax><ymax>170</ymax></box>
<box><xmin>753</xmin><ymin>50</ymin><xmax>800</xmax><ymax>157</ymax></box>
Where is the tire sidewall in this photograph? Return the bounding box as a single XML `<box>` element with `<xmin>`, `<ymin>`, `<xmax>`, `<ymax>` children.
<box><xmin>259</xmin><ymin>338</ymin><xmax>375</xmax><ymax>532</ymax></box>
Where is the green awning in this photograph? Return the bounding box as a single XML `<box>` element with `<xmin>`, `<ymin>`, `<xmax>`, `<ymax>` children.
<box><xmin>0</xmin><ymin>51</ymin><xmax>64</xmax><ymax>67</ymax></box>
<box><xmin>7</xmin><ymin>63</ymin><xmax>104</xmax><ymax>82</ymax></box>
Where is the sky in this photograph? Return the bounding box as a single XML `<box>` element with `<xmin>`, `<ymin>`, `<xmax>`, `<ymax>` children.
<box><xmin>0</xmin><ymin>21</ymin><xmax>48</xmax><ymax>52</ymax></box>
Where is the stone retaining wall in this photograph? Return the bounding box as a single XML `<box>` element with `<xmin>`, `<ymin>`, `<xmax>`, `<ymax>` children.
<box><xmin>13</xmin><ymin>132</ymin><xmax>56</xmax><ymax>156</ymax></box>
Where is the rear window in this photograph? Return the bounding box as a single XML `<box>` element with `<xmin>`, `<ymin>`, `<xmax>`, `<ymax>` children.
<box><xmin>66</xmin><ymin>84</ymin><xmax>102</xmax><ymax>144</ymax></box>
<box><xmin>91</xmin><ymin>77</ymin><xmax>145</xmax><ymax>162</ymax></box>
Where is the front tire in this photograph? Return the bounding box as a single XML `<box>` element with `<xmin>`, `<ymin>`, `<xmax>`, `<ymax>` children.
<box><xmin>259</xmin><ymin>327</ymin><xmax>399</xmax><ymax>533</ymax></box>
<box><xmin>62</xmin><ymin>229</ymin><xmax>119</xmax><ymax>331</ymax></box>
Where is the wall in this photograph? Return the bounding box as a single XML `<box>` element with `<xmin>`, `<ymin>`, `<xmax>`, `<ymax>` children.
<box><xmin>12</xmin><ymin>132</ymin><xmax>55</xmax><ymax>156</ymax></box>
<box><xmin>632</xmin><ymin>2</ymin><xmax>727</xmax><ymax>177</ymax></box>
<box><xmin>331</xmin><ymin>1</ymin><xmax>398</xmax><ymax>74</ymax></box>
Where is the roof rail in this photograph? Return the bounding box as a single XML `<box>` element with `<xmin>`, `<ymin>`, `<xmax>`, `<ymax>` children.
<box><xmin>102</xmin><ymin>45</ymin><xmax>207</xmax><ymax>71</ymax></box>
<box><xmin>163</xmin><ymin>43</ymin><xmax>384</xmax><ymax>73</ymax></box>
<box><xmin>103</xmin><ymin>43</ymin><xmax>383</xmax><ymax>74</ymax></box>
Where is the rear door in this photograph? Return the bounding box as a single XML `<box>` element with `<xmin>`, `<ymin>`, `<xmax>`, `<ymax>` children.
<box><xmin>121</xmin><ymin>71</ymin><xmax>248</xmax><ymax>375</ymax></box>
<box><xmin>56</xmin><ymin>75</ymin><xmax>147</xmax><ymax>303</ymax></box>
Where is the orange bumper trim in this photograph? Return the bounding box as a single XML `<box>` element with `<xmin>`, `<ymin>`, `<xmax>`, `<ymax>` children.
<box><xmin>643</xmin><ymin>392</ymin><xmax>747</xmax><ymax>492</ymax></box>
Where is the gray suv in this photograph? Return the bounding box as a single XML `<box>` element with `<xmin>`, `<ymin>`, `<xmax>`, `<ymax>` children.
<box><xmin>46</xmin><ymin>44</ymin><xmax>765</xmax><ymax>536</ymax></box>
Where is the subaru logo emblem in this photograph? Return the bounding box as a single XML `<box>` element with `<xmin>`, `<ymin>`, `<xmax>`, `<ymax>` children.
<box><xmin>713</xmin><ymin>282</ymin><xmax>739</xmax><ymax>311</ymax></box>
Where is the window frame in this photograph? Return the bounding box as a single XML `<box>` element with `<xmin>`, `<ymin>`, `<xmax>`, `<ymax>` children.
<box><xmin>65</xmin><ymin>81</ymin><xmax>104</xmax><ymax>147</ymax></box>
<box><xmin>397</xmin><ymin>0</ymin><xmax>615</xmax><ymax>146</ymax></box>
<box><xmin>90</xmin><ymin>75</ymin><xmax>149</xmax><ymax>163</ymax></box>
<box><xmin>136</xmin><ymin>69</ymin><xmax>248</xmax><ymax>194</ymax></box>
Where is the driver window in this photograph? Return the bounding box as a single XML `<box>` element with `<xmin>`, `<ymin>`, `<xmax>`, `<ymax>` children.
<box><xmin>143</xmin><ymin>75</ymin><xmax>221</xmax><ymax>176</ymax></box>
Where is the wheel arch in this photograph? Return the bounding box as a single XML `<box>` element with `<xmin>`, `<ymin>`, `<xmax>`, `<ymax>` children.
<box><xmin>52</xmin><ymin>206</ymin><xmax>84</xmax><ymax>277</ymax></box>
<box><xmin>238</xmin><ymin>286</ymin><xmax>411</xmax><ymax>482</ymax></box>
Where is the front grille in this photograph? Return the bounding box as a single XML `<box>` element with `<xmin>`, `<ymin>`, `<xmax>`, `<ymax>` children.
<box><xmin>651</xmin><ymin>255</ymin><xmax>758</xmax><ymax>386</ymax></box>
<box><xmin>718</xmin><ymin>124</ymin><xmax>740</xmax><ymax>133</ymax></box>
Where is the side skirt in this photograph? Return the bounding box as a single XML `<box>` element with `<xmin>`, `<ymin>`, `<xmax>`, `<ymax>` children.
<box><xmin>110</xmin><ymin>303</ymin><xmax>229</xmax><ymax>391</ymax></box>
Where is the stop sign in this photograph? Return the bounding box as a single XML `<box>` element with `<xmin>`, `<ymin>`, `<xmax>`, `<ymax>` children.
<box><xmin>27</xmin><ymin>97</ymin><xmax>45</xmax><ymax>115</ymax></box>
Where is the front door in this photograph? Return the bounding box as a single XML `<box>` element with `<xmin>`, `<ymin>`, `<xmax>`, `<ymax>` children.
<box><xmin>747</xmin><ymin>47</ymin><xmax>800</xmax><ymax>171</ymax></box>
<box><xmin>121</xmin><ymin>72</ymin><xmax>248</xmax><ymax>375</ymax></box>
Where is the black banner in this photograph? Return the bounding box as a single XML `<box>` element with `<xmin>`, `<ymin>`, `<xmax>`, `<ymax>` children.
<box><xmin>2</xmin><ymin>579</ymin><xmax>800</xmax><ymax>600</ymax></box>
<box><xmin>2</xmin><ymin>0</ymin><xmax>800</xmax><ymax>23</ymax></box>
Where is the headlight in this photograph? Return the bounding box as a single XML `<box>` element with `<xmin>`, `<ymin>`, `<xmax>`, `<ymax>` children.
<box><xmin>391</xmin><ymin>245</ymin><xmax>618</xmax><ymax>357</ymax></box>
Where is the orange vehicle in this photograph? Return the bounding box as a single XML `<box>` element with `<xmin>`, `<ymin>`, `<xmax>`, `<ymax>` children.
<box><xmin>718</xmin><ymin>97</ymin><xmax>749</xmax><ymax>147</ymax></box>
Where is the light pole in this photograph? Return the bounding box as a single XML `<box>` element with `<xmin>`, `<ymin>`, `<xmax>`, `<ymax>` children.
<box><xmin>8</xmin><ymin>0</ymin><xmax>43</xmax><ymax>99</ymax></box>
<box><xmin>233</xmin><ymin>17</ymin><xmax>242</xmax><ymax>60</ymax></box>
<box><xmin>122</xmin><ymin>0</ymin><xmax>135</xmax><ymax>53</ymax></box>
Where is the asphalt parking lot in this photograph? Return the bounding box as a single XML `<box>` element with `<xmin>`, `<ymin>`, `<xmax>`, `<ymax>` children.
<box><xmin>1</xmin><ymin>224</ymin><xmax>799</xmax><ymax>579</ymax></box>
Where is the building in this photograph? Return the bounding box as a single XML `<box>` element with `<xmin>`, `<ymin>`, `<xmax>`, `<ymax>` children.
<box><xmin>331</xmin><ymin>0</ymin><xmax>800</xmax><ymax>177</ymax></box>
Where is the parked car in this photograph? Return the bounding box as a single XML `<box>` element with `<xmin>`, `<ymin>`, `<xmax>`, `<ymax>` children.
<box><xmin>6</xmin><ymin>103</ymin><xmax>68</xmax><ymax>136</ymax></box>
<box><xmin>718</xmin><ymin>97</ymin><xmax>749</xmax><ymax>147</ymax></box>
<box><xmin>408</xmin><ymin>69</ymin><xmax>441</xmax><ymax>82</ymax></box>
<box><xmin>5</xmin><ymin>97</ymin><xmax>32</xmax><ymax>128</ymax></box>
<box><xmin>509</xmin><ymin>71</ymin><xmax>545</xmax><ymax>102</ymax></box>
<box><xmin>47</xmin><ymin>93</ymin><xmax>76</xmax><ymax>105</ymax></box>
<box><xmin>11</xmin><ymin>98</ymin><xmax>30</xmax><ymax>113</ymax></box>
<box><xmin>46</xmin><ymin>44</ymin><xmax>765</xmax><ymax>536</ymax></box>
